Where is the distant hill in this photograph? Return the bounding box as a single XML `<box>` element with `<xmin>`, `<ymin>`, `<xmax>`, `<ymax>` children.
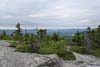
<box><xmin>0</xmin><ymin>29</ymin><xmax>86</xmax><ymax>37</ymax></box>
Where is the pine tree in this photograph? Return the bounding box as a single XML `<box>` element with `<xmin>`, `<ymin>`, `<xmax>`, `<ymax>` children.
<box><xmin>0</xmin><ymin>31</ymin><xmax>7</xmax><ymax>39</ymax></box>
<box><xmin>37</xmin><ymin>29</ymin><xmax>47</xmax><ymax>41</ymax></box>
<box><xmin>52</xmin><ymin>33</ymin><xmax>60</xmax><ymax>41</ymax></box>
<box><xmin>72</xmin><ymin>31</ymin><xmax>84</xmax><ymax>46</ymax></box>
<box><xmin>14</xmin><ymin>23</ymin><xmax>22</xmax><ymax>40</ymax></box>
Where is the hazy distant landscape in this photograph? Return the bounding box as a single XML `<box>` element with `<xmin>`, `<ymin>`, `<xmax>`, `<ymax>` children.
<box><xmin>0</xmin><ymin>29</ymin><xmax>86</xmax><ymax>36</ymax></box>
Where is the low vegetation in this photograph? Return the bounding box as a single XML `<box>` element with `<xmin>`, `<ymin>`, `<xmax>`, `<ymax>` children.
<box><xmin>0</xmin><ymin>23</ymin><xmax>100</xmax><ymax>60</ymax></box>
<box><xmin>38</xmin><ymin>40</ymin><xmax>75</xmax><ymax>60</ymax></box>
<box><xmin>71</xmin><ymin>46</ymin><xmax>88</xmax><ymax>54</ymax></box>
<box><xmin>9</xmin><ymin>41</ymin><xmax>18</xmax><ymax>48</ymax></box>
<box><xmin>91</xmin><ymin>49</ymin><xmax>100</xmax><ymax>57</ymax></box>
<box><xmin>16</xmin><ymin>45</ymin><xmax>32</xmax><ymax>53</ymax></box>
<box><xmin>71</xmin><ymin>25</ymin><xmax>100</xmax><ymax>57</ymax></box>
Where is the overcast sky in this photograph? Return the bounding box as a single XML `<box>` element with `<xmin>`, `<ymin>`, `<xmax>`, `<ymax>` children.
<box><xmin>0</xmin><ymin>0</ymin><xmax>100</xmax><ymax>29</ymax></box>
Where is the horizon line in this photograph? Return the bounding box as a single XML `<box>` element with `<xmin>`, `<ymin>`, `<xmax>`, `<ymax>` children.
<box><xmin>0</xmin><ymin>26</ymin><xmax>97</xmax><ymax>30</ymax></box>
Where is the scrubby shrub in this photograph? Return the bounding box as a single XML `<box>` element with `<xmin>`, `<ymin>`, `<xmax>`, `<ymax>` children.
<box><xmin>91</xmin><ymin>49</ymin><xmax>100</xmax><ymax>57</ymax></box>
<box><xmin>16</xmin><ymin>45</ymin><xmax>32</xmax><ymax>52</ymax></box>
<box><xmin>39</xmin><ymin>40</ymin><xmax>66</xmax><ymax>54</ymax></box>
<box><xmin>71</xmin><ymin>46</ymin><xmax>88</xmax><ymax>54</ymax></box>
<box><xmin>39</xmin><ymin>40</ymin><xmax>76</xmax><ymax>60</ymax></box>
<box><xmin>57</xmin><ymin>50</ymin><xmax>76</xmax><ymax>60</ymax></box>
<box><xmin>9</xmin><ymin>42</ymin><xmax>18</xmax><ymax>47</ymax></box>
<box><xmin>39</xmin><ymin>46</ymin><xmax>57</xmax><ymax>54</ymax></box>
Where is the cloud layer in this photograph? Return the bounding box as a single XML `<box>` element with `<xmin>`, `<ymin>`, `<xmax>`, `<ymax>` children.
<box><xmin>0</xmin><ymin>0</ymin><xmax>100</xmax><ymax>29</ymax></box>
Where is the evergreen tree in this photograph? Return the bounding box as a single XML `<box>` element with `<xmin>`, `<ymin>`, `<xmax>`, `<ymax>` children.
<box><xmin>14</xmin><ymin>23</ymin><xmax>22</xmax><ymax>40</ymax></box>
<box><xmin>37</xmin><ymin>29</ymin><xmax>47</xmax><ymax>41</ymax></box>
<box><xmin>0</xmin><ymin>31</ymin><xmax>7</xmax><ymax>39</ymax></box>
<box><xmin>52</xmin><ymin>33</ymin><xmax>60</xmax><ymax>41</ymax></box>
<box><xmin>72</xmin><ymin>31</ymin><xmax>84</xmax><ymax>46</ymax></box>
<box><xmin>95</xmin><ymin>25</ymin><xmax>100</xmax><ymax>48</ymax></box>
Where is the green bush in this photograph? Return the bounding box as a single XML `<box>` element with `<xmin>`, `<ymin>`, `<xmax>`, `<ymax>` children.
<box><xmin>39</xmin><ymin>40</ymin><xmax>76</xmax><ymax>60</ymax></box>
<box><xmin>57</xmin><ymin>50</ymin><xmax>76</xmax><ymax>60</ymax></box>
<box><xmin>9</xmin><ymin>42</ymin><xmax>18</xmax><ymax>47</ymax></box>
<box><xmin>16</xmin><ymin>45</ymin><xmax>32</xmax><ymax>52</ymax></box>
<box><xmin>91</xmin><ymin>49</ymin><xmax>100</xmax><ymax>57</ymax></box>
<box><xmin>39</xmin><ymin>40</ymin><xmax>66</xmax><ymax>54</ymax></box>
<box><xmin>39</xmin><ymin>47</ymin><xmax>57</xmax><ymax>54</ymax></box>
<box><xmin>71</xmin><ymin>46</ymin><xmax>88</xmax><ymax>54</ymax></box>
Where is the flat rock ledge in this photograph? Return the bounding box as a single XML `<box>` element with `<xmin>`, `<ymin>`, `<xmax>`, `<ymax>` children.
<box><xmin>0</xmin><ymin>40</ymin><xmax>61</xmax><ymax>67</ymax></box>
<box><xmin>0</xmin><ymin>47</ymin><xmax>61</xmax><ymax>67</ymax></box>
<box><xmin>0</xmin><ymin>40</ymin><xmax>100</xmax><ymax>67</ymax></box>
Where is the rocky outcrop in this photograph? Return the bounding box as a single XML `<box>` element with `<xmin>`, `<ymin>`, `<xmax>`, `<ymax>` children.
<box><xmin>0</xmin><ymin>40</ymin><xmax>62</xmax><ymax>67</ymax></box>
<box><xmin>0</xmin><ymin>40</ymin><xmax>100</xmax><ymax>67</ymax></box>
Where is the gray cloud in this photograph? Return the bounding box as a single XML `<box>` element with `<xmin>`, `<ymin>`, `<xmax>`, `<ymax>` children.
<box><xmin>0</xmin><ymin>0</ymin><xmax>100</xmax><ymax>29</ymax></box>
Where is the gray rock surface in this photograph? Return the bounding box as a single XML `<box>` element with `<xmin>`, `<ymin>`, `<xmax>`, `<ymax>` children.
<box><xmin>0</xmin><ymin>40</ymin><xmax>61</xmax><ymax>67</ymax></box>
<box><xmin>0</xmin><ymin>40</ymin><xmax>100</xmax><ymax>67</ymax></box>
<box><xmin>74</xmin><ymin>52</ymin><xmax>100</xmax><ymax>65</ymax></box>
<box><xmin>63</xmin><ymin>52</ymin><xmax>100</xmax><ymax>67</ymax></box>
